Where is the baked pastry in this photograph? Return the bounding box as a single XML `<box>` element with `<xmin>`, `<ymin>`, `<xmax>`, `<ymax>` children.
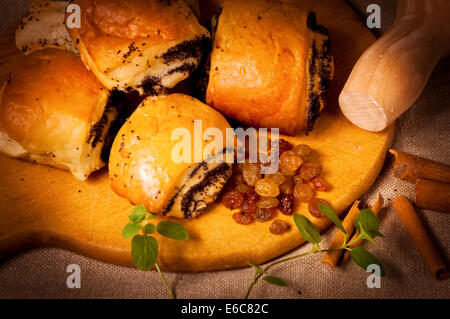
<box><xmin>202</xmin><ymin>0</ymin><xmax>334</xmax><ymax>135</ymax></box>
<box><xmin>16</xmin><ymin>0</ymin><xmax>77</xmax><ymax>55</ymax></box>
<box><xmin>68</xmin><ymin>0</ymin><xmax>210</xmax><ymax>95</ymax></box>
<box><xmin>0</xmin><ymin>48</ymin><xmax>125</xmax><ymax>181</ymax></box>
<box><xmin>109</xmin><ymin>94</ymin><xmax>233</xmax><ymax>219</ymax></box>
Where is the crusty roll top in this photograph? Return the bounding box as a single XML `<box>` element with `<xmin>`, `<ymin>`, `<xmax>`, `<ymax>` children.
<box><xmin>205</xmin><ymin>0</ymin><xmax>333</xmax><ymax>135</ymax></box>
<box><xmin>69</xmin><ymin>0</ymin><xmax>210</xmax><ymax>94</ymax></box>
<box><xmin>16</xmin><ymin>0</ymin><xmax>77</xmax><ymax>55</ymax></box>
<box><xmin>1</xmin><ymin>49</ymin><xmax>104</xmax><ymax>135</ymax></box>
<box><xmin>0</xmin><ymin>49</ymin><xmax>121</xmax><ymax>180</ymax></box>
<box><xmin>109</xmin><ymin>93</ymin><xmax>232</xmax><ymax>218</ymax></box>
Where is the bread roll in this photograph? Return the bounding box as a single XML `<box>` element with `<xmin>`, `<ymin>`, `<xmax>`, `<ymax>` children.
<box><xmin>204</xmin><ymin>0</ymin><xmax>334</xmax><ymax>135</ymax></box>
<box><xmin>68</xmin><ymin>0</ymin><xmax>210</xmax><ymax>95</ymax></box>
<box><xmin>0</xmin><ymin>49</ymin><xmax>125</xmax><ymax>181</ymax></box>
<box><xmin>109</xmin><ymin>94</ymin><xmax>233</xmax><ymax>219</ymax></box>
<box><xmin>16</xmin><ymin>0</ymin><xmax>77</xmax><ymax>55</ymax></box>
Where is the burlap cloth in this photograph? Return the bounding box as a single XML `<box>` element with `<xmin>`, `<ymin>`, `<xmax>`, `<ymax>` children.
<box><xmin>0</xmin><ymin>0</ymin><xmax>449</xmax><ymax>299</ymax></box>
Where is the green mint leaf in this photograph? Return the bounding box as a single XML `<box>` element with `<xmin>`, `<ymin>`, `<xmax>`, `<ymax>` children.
<box><xmin>318</xmin><ymin>204</ymin><xmax>347</xmax><ymax>235</ymax></box>
<box><xmin>294</xmin><ymin>213</ymin><xmax>322</xmax><ymax>244</ymax></box>
<box><xmin>262</xmin><ymin>276</ymin><xmax>288</xmax><ymax>287</ymax></box>
<box><xmin>248</xmin><ymin>262</ymin><xmax>266</xmax><ymax>275</ymax></box>
<box><xmin>122</xmin><ymin>222</ymin><xmax>141</xmax><ymax>239</ymax></box>
<box><xmin>369</xmin><ymin>229</ymin><xmax>384</xmax><ymax>238</ymax></box>
<box><xmin>357</xmin><ymin>223</ymin><xmax>375</xmax><ymax>243</ymax></box>
<box><xmin>147</xmin><ymin>214</ymin><xmax>158</xmax><ymax>220</ymax></box>
<box><xmin>131</xmin><ymin>235</ymin><xmax>158</xmax><ymax>271</ymax></box>
<box><xmin>157</xmin><ymin>221</ymin><xmax>189</xmax><ymax>241</ymax></box>
<box><xmin>129</xmin><ymin>205</ymin><xmax>148</xmax><ymax>223</ymax></box>
<box><xmin>355</xmin><ymin>209</ymin><xmax>383</xmax><ymax>240</ymax></box>
<box><xmin>143</xmin><ymin>223</ymin><xmax>156</xmax><ymax>235</ymax></box>
<box><xmin>355</xmin><ymin>209</ymin><xmax>379</xmax><ymax>232</ymax></box>
<box><xmin>350</xmin><ymin>246</ymin><xmax>386</xmax><ymax>277</ymax></box>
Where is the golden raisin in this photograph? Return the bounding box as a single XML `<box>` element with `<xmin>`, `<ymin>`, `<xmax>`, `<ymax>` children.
<box><xmin>243</xmin><ymin>163</ymin><xmax>261</xmax><ymax>186</ymax></box>
<box><xmin>280</xmin><ymin>176</ymin><xmax>294</xmax><ymax>194</ymax></box>
<box><xmin>228</xmin><ymin>141</ymin><xmax>329</xmax><ymax>226</ymax></box>
<box><xmin>256</xmin><ymin>197</ymin><xmax>280</xmax><ymax>208</ymax></box>
<box><xmin>293</xmin><ymin>144</ymin><xmax>312</xmax><ymax>159</ymax></box>
<box><xmin>255</xmin><ymin>207</ymin><xmax>275</xmax><ymax>222</ymax></box>
<box><xmin>293</xmin><ymin>175</ymin><xmax>303</xmax><ymax>185</ymax></box>
<box><xmin>280</xmin><ymin>151</ymin><xmax>303</xmax><ymax>173</ymax></box>
<box><xmin>308</xmin><ymin>198</ymin><xmax>330</xmax><ymax>218</ymax></box>
<box><xmin>255</xmin><ymin>179</ymin><xmax>280</xmax><ymax>197</ymax></box>
<box><xmin>266</xmin><ymin>172</ymin><xmax>286</xmax><ymax>185</ymax></box>
<box><xmin>221</xmin><ymin>190</ymin><xmax>245</xmax><ymax>209</ymax></box>
<box><xmin>236</xmin><ymin>183</ymin><xmax>251</xmax><ymax>194</ymax></box>
<box><xmin>244</xmin><ymin>162</ymin><xmax>260</xmax><ymax>173</ymax></box>
<box><xmin>293</xmin><ymin>183</ymin><xmax>315</xmax><ymax>202</ymax></box>
<box><xmin>280</xmin><ymin>168</ymin><xmax>297</xmax><ymax>176</ymax></box>
<box><xmin>311</xmin><ymin>176</ymin><xmax>329</xmax><ymax>192</ymax></box>
<box><xmin>299</xmin><ymin>162</ymin><xmax>322</xmax><ymax>181</ymax></box>
<box><xmin>233</xmin><ymin>211</ymin><xmax>254</xmax><ymax>225</ymax></box>
<box><xmin>269</xmin><ymin>220</ymin><xmax>290</xmax><ymax>235</ymax></box>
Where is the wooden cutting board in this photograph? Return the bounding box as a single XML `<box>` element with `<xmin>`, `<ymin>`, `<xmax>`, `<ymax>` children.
<box><xmin>0</xmin><ymin>0</ymin><xmax>394</xmax><ymax>272</ymax></box>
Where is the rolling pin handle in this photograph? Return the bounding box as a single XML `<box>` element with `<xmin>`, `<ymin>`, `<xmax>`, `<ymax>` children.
<box><xmin>339</xmin><ymin>0</ymin><xmax>450</xmax><ymax>132</ymax></box>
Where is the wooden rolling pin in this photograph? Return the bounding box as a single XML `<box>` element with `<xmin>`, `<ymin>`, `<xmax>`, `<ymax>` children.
<box><xmin>339</xmin><ymin>0</ymin><xmax>450</xmax><ymax>132</ymax></box>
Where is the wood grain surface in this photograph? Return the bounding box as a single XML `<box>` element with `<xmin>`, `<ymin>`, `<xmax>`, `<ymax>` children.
<box><xmin>0</xmin><ymin>0</ymin><xmax>394</xmax><ymax>272</ymax></box>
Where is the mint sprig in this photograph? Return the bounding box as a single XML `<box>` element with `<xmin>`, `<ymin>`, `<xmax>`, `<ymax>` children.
<box><xmin>122</xmin><ymin>222</ymin><xmax>142</xmax><ymax>239</ymax></box>
<box><xmin>319</xmin><ymin>203</ymin><xmax>347</xmax><ymax>235</ymax></box>
<box><xmin>245</xmin><ymin>204</ymin><xmax>385</xmax><ymax>298</ymax></box>
<box><xmin>294</xmin><ymin>214</ymin><xmax>322</xmax><ymax>245</ymax></box>
<box><xmin>122</xmin><ymin>205</ymin><xmax>148</xmax><ymax>239</ymax></box>
<box><xmin>351</xmin><ymin>246</ymin><xmax>386</xmax><ymax>277</ymax></box>
<box><xmin>263</xmin><ymin>276</ymin><xmax>288</xmax><ymax>287</ymax></box>
<box><xmin>157</xmin><ymin>221</ymin><xmax>189</xmax><ymax>241</ymax></box>
<box><xmin>248</xmin><ymin>262</ymin><xmax>266</xmax><ymax>275</ymax></box>
<box><xmin>131</xmin><ymin>235</ymin><xmax>158</xmax><ymax>271</ymax></box>
<box><xmin>122</xmin><ymin>205</ymin><xmax>189</xmax><ymax>299</ymax></box>
<box><xmin>354</xmin><ymin>209</ymin><xmax>384</xmax><ymax>242</ymax></box>
<box><xmin>143</xmin><ymin>223</ymin><xmax>156</xmax><ymax>235</ymax></box>
<box><xmin>128</xmin><ymin>205</ymin><xmax>147</xmax><ymax>223</ymax></box>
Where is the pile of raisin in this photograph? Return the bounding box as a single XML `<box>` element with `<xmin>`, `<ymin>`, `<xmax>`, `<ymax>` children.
<box><xmin>221</xmin><ymin>139</ymin><xmax>331</xmax><ymax>235</ymax></box>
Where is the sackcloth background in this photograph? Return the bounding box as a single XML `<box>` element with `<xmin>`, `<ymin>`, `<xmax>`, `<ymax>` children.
<box><xmin>0</xmin><ymin>0</ymin><xmax>449</xmax><ymax>299</ymax></box>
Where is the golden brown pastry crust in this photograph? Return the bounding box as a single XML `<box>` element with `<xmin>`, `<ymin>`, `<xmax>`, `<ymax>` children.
<box><xmin>69</xmin><ymin>0</ymin><xmax>210</xmax><ymax>93</ymax></box>
<box><xmin>109</xmin><ymin>93</ymin><xmax>232</xmax><ymax>218</ymax></box>
<box><xmin>15</xmin><ymin>0</ymin><xmax>77</xmax><ymax>55</ymax></box>
<box><xmin>205</xmin><ymin>0</ymin><xmax>333</xmax><ymax>135</ymax></box>
<box><xmin>0</xmin><ymin>48</ymin><xmax>116</xmax><ymax>180</ymax></box>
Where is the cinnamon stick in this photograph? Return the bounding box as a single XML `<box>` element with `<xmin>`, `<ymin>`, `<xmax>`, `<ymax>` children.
<box><xmin>393</xmin><ymin>196</ymin><xmax>449</xmax><ymax>280</ymax></box>
<box><xmin>322</xmin><ymin>200</ymin><xmax>360</xmax><ymax>268</ymax></box>
<box><xmin>415</xmin><ymin>178</ymin><xmax>450</xmax><ymax>213</ymax></box>
<box><xmin>389</xmin><ymin>149</ymin><xmax>450</xmax><ymax>183</ymax></box>
<box><xmin>342</xmin><ymin>194</ymin><xmax>384</xmax><ymax>262</ymax></box>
